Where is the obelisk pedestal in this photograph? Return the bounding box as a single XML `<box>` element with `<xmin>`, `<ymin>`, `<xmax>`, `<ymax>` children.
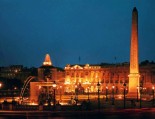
<box><xmin>127</xmin><ymin>7</ymin><xmax>140</xmax><ymax>99</ymax></box>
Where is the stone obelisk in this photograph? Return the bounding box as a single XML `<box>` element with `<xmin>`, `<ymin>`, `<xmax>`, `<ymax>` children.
<box><xmin>127</xmin><ymin>7</ymin><xmax>140</xmax><ymax>99</ymax></box>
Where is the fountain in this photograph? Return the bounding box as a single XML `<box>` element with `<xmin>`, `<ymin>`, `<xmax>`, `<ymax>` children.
<box><xmin>19</xmin><ymin>54</ymin><xmax>61</xmax><ymax>105</ymax></box>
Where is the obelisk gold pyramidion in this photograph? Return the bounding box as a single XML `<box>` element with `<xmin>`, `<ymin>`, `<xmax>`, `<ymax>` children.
<box><xmin>127</xmin><ymin>7</ymin><xmax>140</xmax><ymax>99</ymax></box>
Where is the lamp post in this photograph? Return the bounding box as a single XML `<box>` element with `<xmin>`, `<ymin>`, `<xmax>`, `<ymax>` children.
<box><xmin>123</xmin><ymin>83</ymin><xmax>126</xmax><ymax>109</ymax></box>
<box><xmin>75</xmin><ymin>85</ymin><xmax>78</xmax><ymax>105</ymax></box>
<box><xmin>0</xmin><ymin>83</ymin><xmax>2</xmax><ymax>89</ymax></box>
<box><xmin>52</xmin><ymin>81</ymin><xmax>57</xmax><ymax>109</ymax></box>
<box><xmin>152</xmin><ymin>86</ymin><xmax>154</xmax><ymax>106</ymax></box>
<box><xmin>112</xmin><ymin>85</ymin><xmax>115</xmax><ymax>105</ymax></box>
<box><xmin>87</xmin><ymin>87</ymin><xmax>90</xmax><ymax>101</ymax></box>
<box><xmin>137</xmin><ymin>86</ymin><xmax>139</xmax><ymax>102</ymax></box>
<box><xmin>106</xmin><ymin>86</ymin><xmax>108</xmax><ymax>102</ymax></box>
<box><xmin>0</xmin><ymin>83</ymin><xmax>2</xmax><ymax>102</ymax></box>
<box><xmin>97</xmin><ymin>82</ymin><xmax>100</xmax><ymax>110</ymax></box>
<box><xmin>59</xmin><ymin>86</ymin><xmax>62</xmax><ymax>101</ymax></box>
<box><xmin>143</xmin><ymin>87</ymin><xmax>146</xmax><ymax>95</ymax></box>
<box><xmin>139</xmin><ymin>84</ymin><xmax>142</xmax><ymax>108</ymax></box>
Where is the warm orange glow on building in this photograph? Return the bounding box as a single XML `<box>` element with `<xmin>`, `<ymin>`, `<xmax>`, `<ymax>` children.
<box><xmin>64</xmin><ymin>64</ymin><xmax>103</xmax><ymax>93</ymax></box>
<box><xmin>30</xmin><ymin>53</ymin><xmax>155</xmax><ymax>104</ymax></box>
<box><xmin>43</xmin><ymin>54</ymin><xmax>52</xmax><ymax>66</ymax></box>
<box><xmin>38</xmin><ymin>54</ymin><xmax>64</xmax><ymax>82</ymax></box>
<box><xmin>63</xmin><ymin>63</ymin><xmax>155</xmax><ymax>95</ymax></box>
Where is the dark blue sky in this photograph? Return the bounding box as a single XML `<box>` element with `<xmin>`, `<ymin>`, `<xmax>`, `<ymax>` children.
<box><xmin>0</xmin><ymin>0</ymin><xmax>155</xmax><ymax>68</ymax></box>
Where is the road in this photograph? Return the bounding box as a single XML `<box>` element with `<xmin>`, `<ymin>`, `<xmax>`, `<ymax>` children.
<box><xmin>0</xmin><ymin>108</ymin><xmax>155</xmax><ymax>119</ymax></box>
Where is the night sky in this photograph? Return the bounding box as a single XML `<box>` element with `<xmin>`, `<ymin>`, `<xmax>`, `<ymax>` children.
<box><xmin>0</xmin><ymin>0</ymin><xmax>155</xmax><ymax>68</ymax></box>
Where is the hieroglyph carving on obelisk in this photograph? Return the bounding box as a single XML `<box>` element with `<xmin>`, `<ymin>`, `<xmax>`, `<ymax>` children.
<box><xmin>128</xmin><ymin>7</ymin><xmax>140</xmax><ymax>98</ymax></box>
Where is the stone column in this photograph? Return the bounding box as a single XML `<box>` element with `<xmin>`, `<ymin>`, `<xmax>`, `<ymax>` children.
<box><xmin>127</xmin><ymin>7</ymin><xmax>140</xmax><ymax>99</ymax></box>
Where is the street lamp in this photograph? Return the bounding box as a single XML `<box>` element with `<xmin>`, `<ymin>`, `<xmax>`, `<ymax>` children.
<box><xmin>0</xmin><ymin>83</ymin><xmax>2</xmax><ymax>96</ymax></box>
<box><xmin>97</xmin><ymin>82</ymin><xmax>100</xmax><ymax>110</ymax></box>
<box><xmin>112</xmin><ymin>85</ymin><xmax>115</xmax><ymax>105</ymax></box>
<box><xmin>106</xmin><ymin>86</ymin><xmax>108</xmax><ymax>102</ymax></box>
<box><xmin>123</xmin><ymin>83</ymin><xmax>126</xmax><ymax>109</ymax></box>
<box><xmin>59</xmin><ymin>86</ymin><xmax>62</xmax><ymax>101</ymax></box>
<box><xmin>0</xmin><ymin>83</ymin><xmax>2</xmax><ymax>88</ymax></box>
<box><xmin>143</xmin><ymin>87</ymin><xmax>146</xmax><ymax>95</ymax></box>
<box><xmin>0</xmin><ymin>83</ymin><xmax>2</xmax><ymax>103</ymax></box>
<box><xmin>75</xmin><ymin>85</ymin><xmax>79</xmax><ymax>104</ymax></box>
<box><xmin>52</xmin><ymin>81</ymin><xmax>57</xmax><ymax>109</ymax></box>
<box><xmin>139</xmin><ymin>84</ymin><xmax>142</xmax><ymax>108</ymax></box>
<box><xmin>137</xmin><ymin>85</ymin><xmax>139</xmax><ymax>102</ymax></box>
<box><xmin>87</xmin><ymin>87</ymin><xmax>90</xmax><ymax>101</ymax></box>
<box><xmin>152</xmin><ymin>86</ymin><xmax>154</xmax><ymax>106</ymax></box>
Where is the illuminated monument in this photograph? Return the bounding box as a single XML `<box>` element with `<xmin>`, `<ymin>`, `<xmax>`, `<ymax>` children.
<box><xmin>127</xmin><ymin>7</ymin><xmax>140</xmax><ymax>99</ymax></box>
<box><xmin>43</xmin><ymin>54</ymin><xmax>52</xmax><ymax>66</ymax></box>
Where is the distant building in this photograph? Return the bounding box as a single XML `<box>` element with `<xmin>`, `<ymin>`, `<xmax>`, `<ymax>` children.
<box><xmin>0</xmin><ymin>65</ymin><xmax>23</xmax><ymax>79</ymax></box>
<box><xmin>0</xmin><ymin>65</ymin><xmax>35</xmax><ymax>83</ymax></box>
<box><xmin>0</xmin><ymin>65</ymin><xmax>38</xmax><ymax>97</ymax></box>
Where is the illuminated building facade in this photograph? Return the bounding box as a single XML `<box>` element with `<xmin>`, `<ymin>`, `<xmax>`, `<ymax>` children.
<box><xmin>64</xmin><ymin>62</ymin><xmax>155</xmax><ymax>95</ymax></box>
<box><xmin>64</xmin><ymin>64</ymin><xmax>102</xmax><ymax>94</ymax></box>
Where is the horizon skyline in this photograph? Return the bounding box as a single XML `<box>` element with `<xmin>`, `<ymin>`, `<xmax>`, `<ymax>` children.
<box><xmin>0</xmin><ymin>57</ymin><xmax>154</xmax><ymax>68</ymax></box>
<box><xmin>0</xmin><ymin>0</ymin><xmax>155</xmax><ymax>68</ymax></box>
